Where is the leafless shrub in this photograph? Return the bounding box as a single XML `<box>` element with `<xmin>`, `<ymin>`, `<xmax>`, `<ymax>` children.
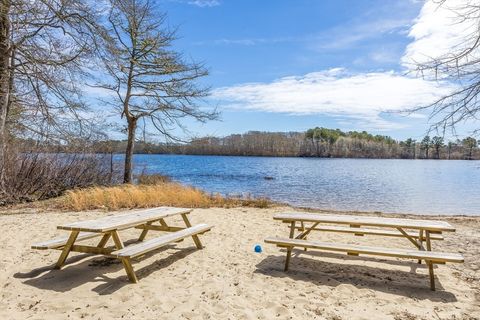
<box><xmin>0</xmin><ymin>150</ymin><xmax>119</xmax><ymax>205</ymax></box>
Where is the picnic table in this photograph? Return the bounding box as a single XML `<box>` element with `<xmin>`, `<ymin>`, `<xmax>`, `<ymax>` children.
<box><xmin>32</xmin><ymin>207</ymin><xmax>212</xmax><ymax>283</ymax></box>
<box><xmin>265</xmin><ymin>212</ymin><xmax>464</xmax><ymax>290</ymax></box>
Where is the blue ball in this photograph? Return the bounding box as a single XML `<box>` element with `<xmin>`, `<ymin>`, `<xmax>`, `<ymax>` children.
<box><xmin>254</xmin><ymin>244</ymin><xmax>262</xmax><ymax>253</ymax></box>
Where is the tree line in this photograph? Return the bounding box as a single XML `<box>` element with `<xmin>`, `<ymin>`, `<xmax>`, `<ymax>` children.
<box><xmin>91</xmin><ymin>127</ymin><xmax>480</xmax><ymax>160</ymax></box>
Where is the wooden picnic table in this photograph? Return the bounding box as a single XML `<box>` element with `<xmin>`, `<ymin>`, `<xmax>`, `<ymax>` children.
<box><xmin>266</xmin><ymin>212</ymin><xmax>464</xmax><ymax>290</ymax></box>
<box><xmin>32</xmin><ymin>207</ymin><xmax>212</xmax><ymax>283</ymax></box>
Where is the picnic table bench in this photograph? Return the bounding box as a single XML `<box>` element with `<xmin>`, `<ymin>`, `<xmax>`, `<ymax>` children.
<box><xmin>265</xmin><ymin>212</ymin><xmax>464</xmax><ymax>290</ymax></box>
<box><xmin>32</xmin><ymin>207</ymin><xmax>212</xmax><ymax>283</ymax></box>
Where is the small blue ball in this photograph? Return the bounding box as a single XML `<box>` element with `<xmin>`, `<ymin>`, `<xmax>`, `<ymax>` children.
<box><xmin>254</xmin><ymin>244</ymin><xmax>262</xmax><ymax>253</ymax></box>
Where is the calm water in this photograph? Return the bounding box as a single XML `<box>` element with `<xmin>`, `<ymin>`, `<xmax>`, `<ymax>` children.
<box><xmin>128</xmin><ymin>154</ymin><xmax>480</xmax><ymax>215</ymax></box>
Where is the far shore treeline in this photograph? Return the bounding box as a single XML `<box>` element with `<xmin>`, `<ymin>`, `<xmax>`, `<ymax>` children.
<box><xmin>87</xmin><ymin>128</ymin><xmax>479</xmax><ymax>160</ymax></box>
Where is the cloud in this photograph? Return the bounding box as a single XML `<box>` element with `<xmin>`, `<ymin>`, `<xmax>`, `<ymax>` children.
<box><xmin>311</xmin><ymin>17</ymin><xmax>411</xmax><ymax>51</ymax></box>
<box><xmin>208</xmin><ymin>0</ymin><xmax>477</xmax><ymax>131</ymax></box>
<box><xmin>188</xmin><ymin>0</ymin><xmax>220</xmax><ymax>7</ymax></box>
<box><xmin>212</xmin><ymin>68</ymin><xmax>455</xmax><ymax>130</ymax></box>
<box><xmin>402</xmin><ymin>0</ymin><xmax>478</xmax><ymax>69</ymax></box>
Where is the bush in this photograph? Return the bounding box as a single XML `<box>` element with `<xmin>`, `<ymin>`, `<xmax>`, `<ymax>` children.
<box><xmin>1</xmin><ymin>152</ymin><xmax>118</xmax><ymax>205</ymax></box>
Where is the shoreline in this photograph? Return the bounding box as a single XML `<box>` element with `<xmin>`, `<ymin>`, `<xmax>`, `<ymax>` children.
<box><xmin>2</xmin><ymin>198</ymin><xmax>480</xmax><ymax>219</ymax></box>
<box><xmin>130</xmin><ymin>152</ymin><xmax>480</xmax><ymax>161</ymax></box>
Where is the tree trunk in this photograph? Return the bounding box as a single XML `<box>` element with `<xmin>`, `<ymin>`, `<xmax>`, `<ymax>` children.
<box><xmin>0</xmin><ymin>1</ymin><xmax>11</xmax><ymax>187</ymax></box>
<box><xmin>123</xmin><ymin>117</ymin><xmax>137</xmax><ymax>183</ymax></box>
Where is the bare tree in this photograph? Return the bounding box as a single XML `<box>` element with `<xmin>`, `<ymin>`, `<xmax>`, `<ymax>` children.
<box><xmin>409</xmin><ymin>0</ymin><xmax>480</xmax><ymax>135</ymax></box>
<box><xmin>96</xmin><ymin>0</ymin><xmax>217</xmax><ymax>183</ymax></box>
<box><xmin>0</xmin><ymin>0</ymin><xmax>100</xmax><ymax>186</ymax></box>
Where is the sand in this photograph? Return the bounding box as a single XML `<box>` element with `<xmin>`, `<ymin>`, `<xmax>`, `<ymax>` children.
<box><xmin>0</xmin><ymin>206</ymin><xmax>479</xmax><ymax>319</ymax></box>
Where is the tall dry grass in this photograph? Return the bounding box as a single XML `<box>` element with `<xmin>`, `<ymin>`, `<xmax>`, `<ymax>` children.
<box><xmin>58</xmin><ymin>182</ymin><xmax>272</xmax><ymax>211</ymax></box>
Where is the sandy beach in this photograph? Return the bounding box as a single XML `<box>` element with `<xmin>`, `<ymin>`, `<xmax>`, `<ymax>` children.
<box><xmin>0</xmin><ymin>206</ymin><xmax>479</xmax><ymax>319</ymax></box>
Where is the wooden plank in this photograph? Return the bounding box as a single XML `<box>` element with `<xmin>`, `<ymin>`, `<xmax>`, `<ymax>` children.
<box><xmin>426</xmin><ymin>230</ymin><xmax>436</xmax><ymax>290</ymax></box>
<box><xmin>182</xmin><ymin>213</ymin><xmax>203</xmax><ymax>249</ymax></box>
<box><xmin>264</xmin><ymin>237</ymin><xmax>464</xmax><ymax>263</ymax></box>
<box><xmin>97</xmin><ymin>233</ymin><xmax>111</xmax><ymax>248</ymax></box>
<box><xmin>137</xmin><ymin>221</ymin><xmax>153</xmax><ymax>242</ymax></box>
<box><xmin>32</xmin><ymin>232</ymin><xmax>101</xmax><ymax>250</ymax></box>
<box><xmin>112</xmin><ymin>224</ymin><xmax>212</xmax><ymax>258</ymax></box>
<box><xmin>54</xmin><ymin>231</ymin><xmax>79</xmax><ymax>269</ymax></box>
<box><xmin>122</xmin><ymin>257</ymin><xmax>138</xmax><ymax>283</ymax></box>
<box><xmin>293</xmin><ymin>225</ymin><xmax>444</xmax><ymax>240</ymax></box>
<box><xmin>135</xmin><ymin>225</ymin><xmax>185</xmax><ymax>232</ymax></box>
<box><xmin>57</xmin><ymin>207</ymin><xmax>193</xmax><ymax>232</ymax></box>
<box><xmin>69</xmin><ymin>245</ymin><xmax>115</xmax><ymax>255</ymax></box>
<box><xmin>284</xmin><ymin>221</ymin><xmax>296</xmax><ymax>271</ymax></box>
<box><xmin>295</xmin><ymin>222</ymin><xmax>319</xmax><ymax>240</ymax></box>
<box><xmin>111</xmin><ymin>230</ymin><xmax>125</xmax><ymax>249</ymax></box>
<box><xmin>275</xmin><ymin>213</ymin><xmax>455</xmax><ymax>232</ymax></box>
<box><xmin>397</xmin><ymin>227</ymin><xmax>421</xmax><ymax>249</ymax></box>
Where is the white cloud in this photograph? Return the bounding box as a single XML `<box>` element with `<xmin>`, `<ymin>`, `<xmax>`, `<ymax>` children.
<box><xmin>402</xmin><ymin>0</ymin><xmax>478</xmax><ymax>69</ymax></box>
<box><xmin>212</xmin><ymin>69</ymin><xmax>455</xmax><ymax>130</ymax></box>
<box><xmin>312</xmin><ymin>17</ymin><xmax>411</xmax><ymax>51</ymax></box>
<box><xmin>188</xmin><ymin>0</ymin><xmax>220</xmax><ymax>7</ymax></box>
<box><xmin>210</xmin><ymin>0</ymin><xmax>476</xmax><ymax>130</ymax></box>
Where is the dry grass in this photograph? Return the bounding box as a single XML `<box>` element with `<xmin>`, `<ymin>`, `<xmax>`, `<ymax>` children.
<box><xmin>56</xmin><ymin>182</ymin><xmax>273</xmax><ymax>211</ymax></box>
<box><xmin>137</xmin><ymin>173</ymin><xmax>172</xmax><ymax>185</ymax></box>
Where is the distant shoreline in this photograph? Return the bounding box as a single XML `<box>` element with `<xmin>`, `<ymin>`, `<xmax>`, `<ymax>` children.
<box><xmin>118</xmin><ymin>152</ymin><xmax>479</xmax><ymax>161</ymax></box>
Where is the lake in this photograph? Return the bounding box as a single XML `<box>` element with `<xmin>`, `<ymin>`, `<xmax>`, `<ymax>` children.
<box><xmin>128</xmin><ymin>154</ymin><xmax>480</xmax><ymax>215</ymax></box>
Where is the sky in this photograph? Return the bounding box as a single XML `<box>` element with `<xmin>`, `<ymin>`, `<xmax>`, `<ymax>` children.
<box><xmin>96</xmin><ymin>0</ymin><xmax>479</xmax><ymax>141</ymax></box>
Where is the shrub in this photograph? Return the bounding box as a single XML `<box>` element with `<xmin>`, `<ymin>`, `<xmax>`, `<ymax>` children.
<box><xmin>1</xmin><ymin>152</ymin><xmax>117</xmax><ymax>205</ymax></box>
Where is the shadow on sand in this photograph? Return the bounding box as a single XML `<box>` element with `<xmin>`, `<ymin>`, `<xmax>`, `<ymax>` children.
<box><xmin>255</xmin><ymin>249</ymin><xmax>458</xmax><ymax>302</ymax></box>
<box><xmin>14</xmin><ymin>245</ymin><xmax>197</xmax><ymax>295</ymax></box>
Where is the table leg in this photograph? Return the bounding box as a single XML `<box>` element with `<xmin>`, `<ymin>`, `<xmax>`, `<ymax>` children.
<box><xmin>112</xmin><ymin>230</ymin><xmax>138</xmax><ymax>283</ymax></box>
<box><xmin>425</xmin><ymin>230</ymin><xmax>435</xmax><ymax>291</ymax></box>
<box><xmin>300</xmin><ymin>221</ymin><xmax>307</xmax><ymax>251</ymax></box>
<box><xmin>418</xmin><ymin>230</ymin><xmax>424</xmax><ymax>264</ymax></box>
<box><xmin>181</xmin><ymin>213</ymin><xmax>203</xmax><ymax>249</ymax></box>
<box><xmin>111</xmin><ymin>230</ymin><xmax>124</xmax><ymax>249</ymax></box>
<box><xmin>55</xmin><ymin>231</ymin><xmax>79</xmax><ymax>269</ymax></box>
<box><xmin>397</xmin><ymin>227</ymin><xmax>421</xmax><ymax>249</ymax></box>
<box><xmin>158</xmin><ymin>218</ymin><xmax>168</xmax><ymax>227</ymax></box>
<box><xmin>97</xmin><ymin>233</ymin><xmax>111</xmax><ymax>248</ymax></box>
<box><xmin>284</xmin><ymin>221</ymin><xmax>296</xmax><ymax>271</ymax></box>
<box><xmin>138</xmin><ymin>221</ymin><xmax>153</xmax><ymax>241</ymax></box>
<box><xmin>122</xmin><ymin>257</ymin><xmax>138</xmax><ymax>283</ymax></box>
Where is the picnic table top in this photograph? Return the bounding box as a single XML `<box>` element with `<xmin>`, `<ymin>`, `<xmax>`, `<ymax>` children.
<box><xmin>57</xmin><ymin>207</ymin><xmax>192</xmax><ymax>232</ymax></box>
<box><xmin>273</xmin><ymin>212</ymin><xmax>455</xmax><ymax>232</ymax></box>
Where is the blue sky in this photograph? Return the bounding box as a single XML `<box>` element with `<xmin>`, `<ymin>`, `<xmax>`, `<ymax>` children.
<box><xmin>97</xmin><ymin>0</ymin><xmax>478</xmax><ymax>141</ymax></box>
